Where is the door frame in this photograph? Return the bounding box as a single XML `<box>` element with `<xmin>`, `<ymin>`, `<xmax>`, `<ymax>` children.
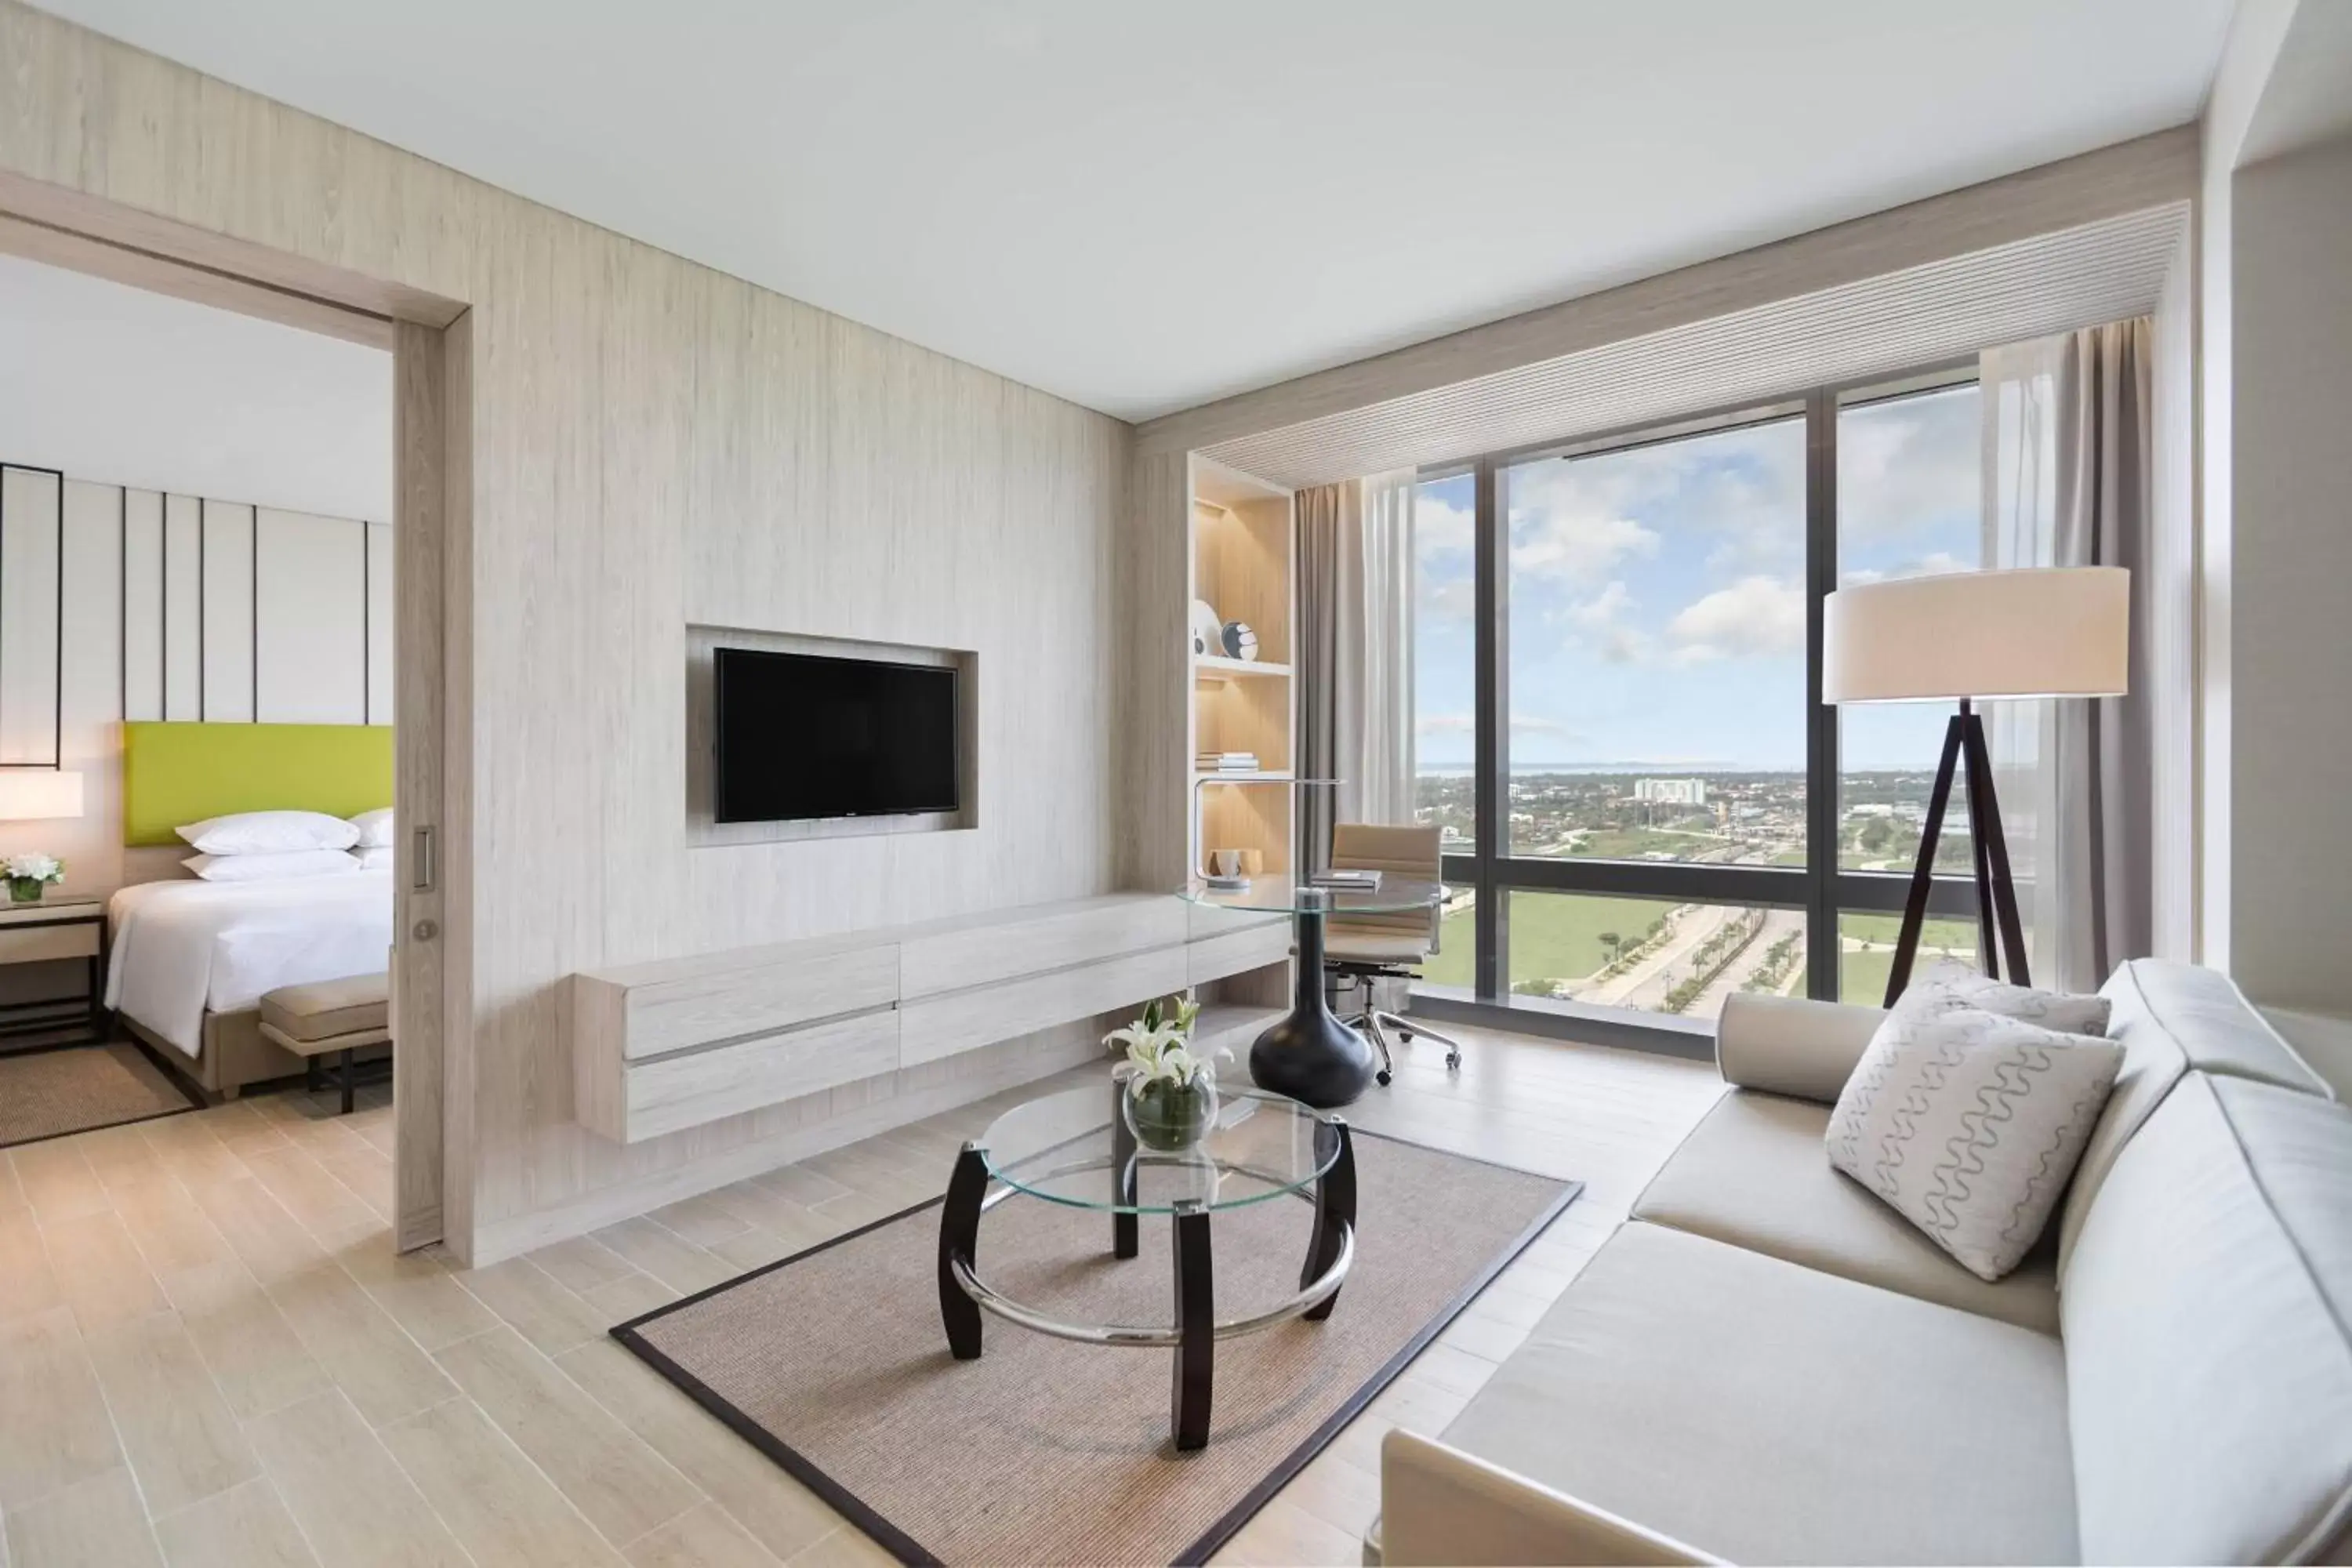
<box><xmin>0</xmin><ymin>170</ymin><xmax>473</xmax><ymax>1254</ymax></box>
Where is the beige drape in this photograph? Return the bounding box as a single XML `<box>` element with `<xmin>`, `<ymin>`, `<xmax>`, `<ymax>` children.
<box><xmin>1980</xmin><ymin>318</ymin><xmax>2155</xmax><ymax>989</ymax></box>
<box><xmin>1297</xmin><ymin>471</ymin><xmax>1417</xmax><ymax>873</ymax></box>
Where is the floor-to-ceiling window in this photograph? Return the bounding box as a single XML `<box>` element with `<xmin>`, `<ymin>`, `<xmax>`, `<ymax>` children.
<box><xmin>1414</xmin><ymin>368</ymin><xmax>1987</xmax><ymax>1046</ymax></box>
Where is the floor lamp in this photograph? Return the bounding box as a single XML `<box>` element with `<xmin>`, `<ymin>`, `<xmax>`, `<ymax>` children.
<box><xmin>1824</xmin><ymin>567</ymin><xmax>2129</xmax><ymax>1006</ymax></box>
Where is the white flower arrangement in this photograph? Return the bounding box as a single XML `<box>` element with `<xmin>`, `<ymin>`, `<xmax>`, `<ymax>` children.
<box><xmin>1105</xmin><ymin>993</ymin><xmax>1229</xmax><ymax>1098</ymax></box>
<box><xmin>3</xmin><ymin>852</ymin><xmax>64</xmax><ymax>885</ymax></box>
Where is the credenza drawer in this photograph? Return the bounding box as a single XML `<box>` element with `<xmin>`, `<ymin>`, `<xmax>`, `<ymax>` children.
<box><xmin>1188</xmin><ymin>920</ymin><xmax>1292</xmax><ymax>985</ymax></box>
<box><xmin>898</xmin><ymin>944</ymin><xmax>1189</xmax><ymax>1068</ymax></box>
<box><xmin>898</xmin><ymin>895</ymin><xmax>1186</xmax><ymax>1000</ymax></box>
<box><xmin>623</xmin><ymin>1010</ymin><xmax>900</xmax><ymax>1142</ymax></box>
<box><xmin>618</xmin><ymin>942</ymin><xmax>900</xmax><ymax>1059</ymax></box>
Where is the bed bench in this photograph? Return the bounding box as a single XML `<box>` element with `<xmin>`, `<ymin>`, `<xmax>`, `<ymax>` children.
<box><xmin>259</xmin><ymin>972</ymin><xmax>390</xmax><ymax>1114</ymax></box>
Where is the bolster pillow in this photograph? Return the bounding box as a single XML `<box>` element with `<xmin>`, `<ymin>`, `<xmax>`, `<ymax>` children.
<box><xmin>1715</xmin><ymin>991</ymin><xmax>1889</xmax><ymax>1104</ymax></box>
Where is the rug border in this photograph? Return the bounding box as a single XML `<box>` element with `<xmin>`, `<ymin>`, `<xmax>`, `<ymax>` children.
<box><xmin>610</xmin><ymin>1127</ymin><xmax>1583</xmax><ymax>1568</ymax></box>
<box><xmin>0</xmin><ymin>1036</ymin><xmax>208</xmax><ymax>1151</ymax></box>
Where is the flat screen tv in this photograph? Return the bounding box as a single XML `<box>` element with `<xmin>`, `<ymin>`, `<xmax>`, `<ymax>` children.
<box><xmin>713</xmin><ymin>648</ymin><xmax>959</xmax><ymax>823</ymax></box>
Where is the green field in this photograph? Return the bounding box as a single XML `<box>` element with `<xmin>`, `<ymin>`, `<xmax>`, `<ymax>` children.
<box><xmin>1421</xmin><ymin>904</ymin><xmax>1982</xmax><ymax>1002</ymax></box>
<box><xmin>1840</xmin><ymin>948</ymin><xmax>1894</xmax><ymax>1005</ymax></box>
<box><xmin>1559</xmin><ymin>829</ymin><xmax>1715</xmax><ymax>861</ymax></box>
<box><xmin>1421</xmin><ymin>893</ymin><xmax>1681</xmax><ymax>990</ymax></box>
<box><xmin>1841</xmin><ymin>912</ymin><xmax>1978</xmax><ymax>952</ymax></box>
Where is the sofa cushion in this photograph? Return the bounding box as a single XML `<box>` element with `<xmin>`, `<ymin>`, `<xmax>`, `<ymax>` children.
<box><xmin>2056</xmin><ymin>957</ymin><xmax>2333</xmax><ymax>1275</ymax></box>
<box><xmin>1440</xmin><ymin>1221</ymin><xmax>2077</xmax><ymax>1565</ymax></box>
<box><xmin>2062</xmin><ymin>1073</ymin><xmax>2352</xmax><ymax>1565</ymax></box>
<box><xmin>1632</xmin><ymin>1091</ymin><xmax>2059</xmax><ymax>1333</ymax></box>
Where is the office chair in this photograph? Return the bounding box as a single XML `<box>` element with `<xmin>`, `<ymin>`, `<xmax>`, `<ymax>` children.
<box><xmin>1325</xmin><ymin>822</ymin><xmax>1463</xmax><ymax>1086</ymax></box>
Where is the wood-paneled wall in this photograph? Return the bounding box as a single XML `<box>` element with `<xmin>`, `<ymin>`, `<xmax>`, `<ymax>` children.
<box><xmin>0</xmin><ymin>464</ymin><xmax>387</xmax><ymax>898</ymax></box>
<box><xmin>0</xmin><ymin>2</ymin><xmax>1132</xmax><ymax>1259</ymax></box>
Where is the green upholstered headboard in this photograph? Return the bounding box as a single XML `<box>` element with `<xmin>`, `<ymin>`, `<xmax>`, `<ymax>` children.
<box><xmin>122</xmin><ymin>722</ymin><xmax>393</xmax><ymax>847</ymax></box>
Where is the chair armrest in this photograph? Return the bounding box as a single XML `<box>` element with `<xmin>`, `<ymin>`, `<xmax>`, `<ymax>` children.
<box><xmin>1379</xmin><ymin>1430</ymin><xmax>1719</xmax><ymax>1566</ymax></box>
<box><xmin>1715</xmin><ymin>991</ymin><xmax>1887</xmax><ymax>1105</ymax></box>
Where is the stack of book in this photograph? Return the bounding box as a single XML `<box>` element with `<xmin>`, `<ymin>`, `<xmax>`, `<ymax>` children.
<box><xmin>1312</xmin><ymin>867</ymin><xmax>1383</xmax><ymax>891</ymax></box>
<box><xmin>1196</xmin><ymin>752</ymin><xmax>1260</xmax><ymax>774</ymax></box>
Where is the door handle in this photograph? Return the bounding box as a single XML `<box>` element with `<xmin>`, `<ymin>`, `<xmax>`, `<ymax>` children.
<box><xmin>413</xmin><ymin>826</ymin><xmax>436</xmax><ymax>893</ymax></box>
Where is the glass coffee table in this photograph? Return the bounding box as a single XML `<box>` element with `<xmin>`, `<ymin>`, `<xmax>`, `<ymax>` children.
<box><xmin>937</xmin><ymin>1075</ymin><xmax>1356</xmax><ymax>1450</ymax></box>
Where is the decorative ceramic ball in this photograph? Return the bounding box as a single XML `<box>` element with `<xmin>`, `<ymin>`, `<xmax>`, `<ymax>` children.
<box><xmin>1221</xmin><ymin>621</ymin><xmax>1259</xmax><ymax>661</ymax></box>
<box><xmin>1190</xmin><ymin>599</ymin><xmax>1225</xmax><ymax>657</ymax></box>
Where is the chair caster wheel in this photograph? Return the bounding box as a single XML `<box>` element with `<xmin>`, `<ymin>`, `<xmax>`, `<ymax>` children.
<box><xmin>1376</xmin><ymin>1070</ymin><xmax>1392</xmax><ymax>1087</ymax></box>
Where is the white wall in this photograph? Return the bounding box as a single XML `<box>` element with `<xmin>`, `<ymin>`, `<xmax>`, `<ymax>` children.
<box><xmin>0</xmin><ymin>252</ymin><xmax>391</xmax><ymax>522</ymax></box>
<box><xmin>0</xmin><ymin>468</ymin><xmax>388</xmax><ymax>898</ymax></box>
<box><xmin>2149</xmin><ymin>226</ymin><xmax>2196</xmax><ymax>961</ymax></box>
<box><xmin>0</xmin><ymin>2</ymin><xmax>1132</xmax><ymax>1261</ymax></box>
<box><xmin>2227</xmin><ymin>130</ymin><xmax>2352</xmax><ymax>1012</ymax></box>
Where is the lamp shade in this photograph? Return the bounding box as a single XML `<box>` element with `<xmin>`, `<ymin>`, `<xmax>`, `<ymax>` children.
<box><xmin>0</xmin><ymin>770</ymin><xmax>85</xmax><ymax>821</ymax></box>
<box><xmin>1823</xmin><ymin>567</ymin><xmax>2129</xmax><ymax>703</ymax></box>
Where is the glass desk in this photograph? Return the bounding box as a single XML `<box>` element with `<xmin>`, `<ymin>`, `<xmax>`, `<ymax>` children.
<box><xmin>938</xmin><ymin>1076</ymin><xmax>1357</xmax><ymax>1450</ymax></box>
<box><xmin>1181</xmin><ymin>876</ymin><xmax>1443</xmax><ymax>1109</ymax></box>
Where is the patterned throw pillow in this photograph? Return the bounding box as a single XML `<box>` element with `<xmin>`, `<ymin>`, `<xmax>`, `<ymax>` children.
<box><xmin>1825</xmin><ymin>1004</ymin><xmax>2124</xmax><ymax>1281</ymax></box>
<box><xmin>1900</xmin><ymin>968</ymin><xmax>2114</xmax><ymax>1036</ymax></box>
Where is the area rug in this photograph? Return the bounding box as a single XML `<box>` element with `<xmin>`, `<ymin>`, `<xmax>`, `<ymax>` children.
<box><xmin>0</xmin><ymin>1041</ymin><xmax>202</xmax><ymax>1149</ymax></box>
<box><xmin>615</xmin><ymin>1128</ymin><xmax>1577</xmax><ymax>1566</ymax></box>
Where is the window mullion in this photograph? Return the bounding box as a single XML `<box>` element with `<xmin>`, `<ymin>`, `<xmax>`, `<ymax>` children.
<box><xmin>1805</xmin><ymin>390</ymin><xmax>1841</xmax><ymax>1000</ymax></box>
<box><xmin>1472</xmin><ymin>457</ymin><xmax>1506</xmax><ymax>1000</ymax></box>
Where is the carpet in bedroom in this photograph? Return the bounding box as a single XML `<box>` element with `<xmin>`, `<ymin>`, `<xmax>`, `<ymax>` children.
<box><xmin>0</xmin><ymin>1040</ymin><xmax>203</xmax><ymax>1148</ymax></box>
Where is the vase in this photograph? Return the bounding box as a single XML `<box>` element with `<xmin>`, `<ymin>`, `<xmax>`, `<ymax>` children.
<box><xmin>1123</xmin><ymin>1076</ymin><xmax>1219</xmax><ymax>1153</ymax></box>
<box><xmin>7</xmin><ymin>878</ymin><xmax>43</xmax><ymax>904</ymax></box>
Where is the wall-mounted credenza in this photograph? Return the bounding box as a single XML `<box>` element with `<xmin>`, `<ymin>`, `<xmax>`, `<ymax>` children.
<box><xmin>572</xmin><ymin>892</ymin><xmax>1292</xmax><ymax>1144</ymax></box>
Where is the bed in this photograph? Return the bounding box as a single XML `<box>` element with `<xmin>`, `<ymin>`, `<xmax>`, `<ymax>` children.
<box><xmin>109</xmin><ymin>721</ymin><xmax>395</xmax><ymax>1097</ymax></box>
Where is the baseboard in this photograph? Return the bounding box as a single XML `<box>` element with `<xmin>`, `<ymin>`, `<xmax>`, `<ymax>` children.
<box><xmin>463</xmin><ymin>1033</ymin><xmax>1102</xmax><ymax>1266</ymax></box>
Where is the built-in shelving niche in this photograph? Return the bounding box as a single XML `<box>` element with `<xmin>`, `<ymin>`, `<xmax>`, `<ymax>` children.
<box><xmin>1188</xmin><ymin>456</ymin><xmax>1297</xmax><ymax>877</ymax></box>
<box><xmin>684</xmin><ymin>623</ymin><xmax>978</xmax><ymax>847</ymax></box>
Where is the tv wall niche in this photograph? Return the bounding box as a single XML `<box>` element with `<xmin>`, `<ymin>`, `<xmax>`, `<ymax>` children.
<box><xmin>684</xmin><ymin>623</ymin><xmax>978</xmax><ymax>847</ymax></box>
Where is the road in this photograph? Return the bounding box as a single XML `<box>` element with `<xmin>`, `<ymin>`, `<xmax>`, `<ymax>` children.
<box><xmin>1584</xmin><ymin>903</ymin><xmax>1738</xmax><ymax>1011</ymax></box>
<box><xmin>1688</xmin><ymin>907</ymin><xmax>1806</xmax><ymax>1016</ymax></box>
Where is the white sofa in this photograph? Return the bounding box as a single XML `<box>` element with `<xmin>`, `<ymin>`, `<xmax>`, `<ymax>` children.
<box><xmin>1375</xmin><ymin>960</ymin><xmax>2352</xmax><ymax>1565</ymax></box>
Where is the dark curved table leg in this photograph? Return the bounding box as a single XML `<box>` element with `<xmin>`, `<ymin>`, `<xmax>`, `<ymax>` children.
<box><xmin>938</xmin><ymin>1144</ymin><xmax>988</xmax><ymax>1360</ymax></box>
<box><xmin>1171</xmin><ymin>1199</ymin><xmax>1213</xmax><ymax>1450</ymax></box>
<box><xmin>1112</xmin><ymin>1074</ymin><xmax>1138</xmax><ymax>1260</ymax></box>
<box><xmin>1300</xmin><ymin>1120</ymin><xmax>1355</xmax><ymax>1322</ymax></box>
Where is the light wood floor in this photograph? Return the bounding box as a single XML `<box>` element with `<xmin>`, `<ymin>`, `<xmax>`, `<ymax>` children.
<box><xmin>0</xmin><ymin>1025</ymin><xmax>1725</xmax><ymax>1568</ymax></box>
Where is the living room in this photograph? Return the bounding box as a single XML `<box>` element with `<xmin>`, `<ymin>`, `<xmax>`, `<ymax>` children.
<box><xmin>0</xmin><ymin>2</ymin><xmax>2347</xmax><ymax>1565</ymax></box>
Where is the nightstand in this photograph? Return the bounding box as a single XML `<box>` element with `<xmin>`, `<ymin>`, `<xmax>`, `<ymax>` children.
<box><xmin>0</xmin><ymin>895</ymin><xmax>106</xmax><ymax>1046</ymax></box>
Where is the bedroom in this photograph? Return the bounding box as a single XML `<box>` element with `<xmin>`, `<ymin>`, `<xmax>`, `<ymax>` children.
<box><xmin>0</xmin><ymin>247</ymin><xmax>400</xmax><ymax>1151</ymax></box>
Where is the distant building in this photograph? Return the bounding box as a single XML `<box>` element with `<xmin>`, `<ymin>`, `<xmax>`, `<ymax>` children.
<box><xmin>1635</xmin><ymin>777</ymin><xmax>1708</xmax><ymax>806</ymax></box>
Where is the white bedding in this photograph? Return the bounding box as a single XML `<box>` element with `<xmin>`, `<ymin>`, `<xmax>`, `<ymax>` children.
<box><xmin>105</xmin><ymin>871</ymin><xmax>394</xmax><ymax>1058</ymax></box>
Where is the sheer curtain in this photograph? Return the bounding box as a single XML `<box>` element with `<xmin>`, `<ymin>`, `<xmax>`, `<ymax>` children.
<box><xmin>1980</xmin><ymin>318</ymin><xmax>2154</xmax><ymax>989</ymax></box>
<box><xmin>1297</xmin><ymin>470</ymin><xmax>1417</xmax><ymax>872</ymax></box>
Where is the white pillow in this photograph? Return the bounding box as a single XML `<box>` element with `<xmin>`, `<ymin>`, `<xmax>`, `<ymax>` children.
<box><xmin>1826</xmin><ymin>1004</ymin><xmax>2123</xmax><ymax>1280</ymax></box>
<box><xmin>184</xmin><ymin>848</ymin><xmax>365</xmax><ymax>883</ymax></box>
<box><xmin>177</xmin><ymin>810</ymin><xmax>359</xmax><ymax>855</ymax></box>
<box><xmin>1900</xmin><ymin>968</ymin><xmax>2113</xmax><ymax>1036</ymax></box>
<box><xmin>350</xmin><ymin>844</ymin><xmax>394</xmax><ymax>870</ymax></box>
<box><xmin>348</xmin><ymin>808</ymin><xmax>395</xmax><ymax>849</ymax></box>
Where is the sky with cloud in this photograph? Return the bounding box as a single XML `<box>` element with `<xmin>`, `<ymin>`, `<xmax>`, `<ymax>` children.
<box><xmin>1414</xmin><ymin>383</ymin><xmax>1981</xmax><ymax>773</ymax></box>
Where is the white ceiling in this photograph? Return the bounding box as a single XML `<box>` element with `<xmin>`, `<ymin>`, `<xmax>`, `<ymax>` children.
<box><xmin>34</xmin><ymin>0</ymin><xmax>2233</xmax><ymax>423</ymax></box>
<box><xmin>0</xmin><ymin>253</ymin><xmax>392</xmax><ymax>520</ymax></box>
